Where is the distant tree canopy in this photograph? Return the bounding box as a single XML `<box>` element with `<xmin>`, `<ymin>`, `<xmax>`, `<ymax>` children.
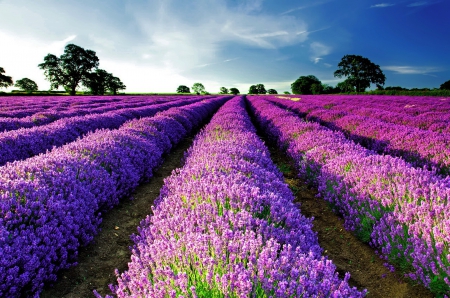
<box><xmin>38</xmin><ymin>44</ymin><xmax>100</xmax><ymax>95</ymax></box>
<box><xmin>336</xmin><ymin>80</ymin><xmax>355</xmax><ymax>92</ymax></box>
<box><xmin>219</xmin><ymin>87</ymin><xmax>228</xmax><ymax>94</ymax></box>
<box><xmin>267</xmin><ymin>89</ymin><xmax>278</xmax><ymax>94</ymax></box>
<box><xmin>0</xmin><ymin>67</ymin><xmax>13</xmax><ymax>89</ymax></box>
<box><xmin>283</xmin><ymin>91</ymin><xmax>290</xmax><ymax>94</ymax></box>
<box><xmin>291</xmin><ymin>75</ymin><xmax>321</xmax><ymax>94</ymax></box>
<box><xmin>334</xmin><ymin>54</ymin><xmax>386</xmax><ymax>92</ymax></box>
<box><xmin>14</xmin><ymin>78</ymin><xmax>38</xmax><ymax>91</ymax></box>
<box><xmin>440</xmin><ymin>80</ymin><xmax>450</xmax><ymax>90</ymax></box>
<box><xmin>249</xmin><ymin>84</ymin><xmax>266</xmax><ymax>94</ymax></box>
<box><xmin>229</xmin><ymin>87</ymin><xmax>239</xmax><ymax>95</ymax></box>
<box><xmin>192</xmin><ymin>82</ymin><xmax>205</xmax><ymax>94</ymax></box>
<box><xmin>177</xmin><ymin>85</ymin><xmax>190</xmax><ymax>93</ymax></box>
<box><xmin>106</xmin><ymin>76</ymin><xmax>126</xmax><ymax>95</ymax></box>
<box><xmin>84</xmin><ymin>69</ymin><xmax>126</xmax><ymax>95</ymax></box>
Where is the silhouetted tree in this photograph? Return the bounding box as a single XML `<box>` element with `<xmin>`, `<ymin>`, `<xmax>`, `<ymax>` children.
<box><xmin>219</xmin><ymin>87</ymin><xmax>228</xmax><ymax>94</ymax></box>
<box><xmin>267</xmin><ymin>89</ymin><xmax>278</xmax><ymax>94</ymax></box>
<box><xmin>14</xmin><ymin>78</ymin><xmax>38</xmax><ymax>91</ymax></box>
<box><xmin>38</xmin><ymin>44</ymin><xmax>99</xmax><ymax>95</ymax></box>
<box><xmin>334</xmin><ymin>54</ymin><xmax>385</xmax><ymax>92</ymax></box>
<box><xmin>0</xmin><ymin>67</ymin><xmax>13</xmax><ymax>89</ymax></box>
<box><xmin>106</xmin><ymin>76</ymin><xmax>126</xmax><ymax>95</ymax></box>
<box><xmin>176</xmin><ymin>85</ymin><xmax>190</xmax><ymax>93</ymax></box>
<box><xmin>249</xmin><ymin>84</ymin><xmax>266</xmax><ymax>94</ymax></box>
<box><xmin>192</xmin><ymin>82</ymin><xmax>205</xmax><ymax>95</ymax></box>
<box><xmin>291</xmin><ymin>75</ymin><xmax>321</xmax><ymax>94</ymax></box>
<box><xmin>229</xmin><ymin>87</ymin><xmax>240</xmax><ymax>95</ymax></box>
<box><xmin>84</xmin><ymin>69</ymin><xmax>111</xmax><ymax>95</ymax></box>
<box><xmin>440</xmin><ymin>80</ymin><xmax>450</xmax><ymax>90</ymax></box>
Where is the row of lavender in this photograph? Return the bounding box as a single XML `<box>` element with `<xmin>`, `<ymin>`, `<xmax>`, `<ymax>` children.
<box><xmin>0</xmin><ymin>97</ymin><xmax>207</xmax><ymax>167</ymax></box>
<box><xmin>0</xmin><ymin>96</ymin><xmax>230</xmax><ymax>297</ymax></box>
<box><xmin>99</xmin><ymin>97</ymin><xmax>365</xmax><ymax>297</ymax></box>
<box><xmin>267</xmin><ymin>96</ymin><xmax>450</xmax><ymax>176</ymax></box>
<box><xmin>247</xmin><ymin>96</ymin><xmax>450</xmax><ymax>296</ymax></box>
<box><xmin>285</xmin><ymin>95</ymin><xmax>450</xmax><ymax>134</ymax></box>
<box><xmin>0</xmin><ymin>96</ymin><xmax>128</xmax><ymax>118</ymax></box>
<box><xmin>0</xmin><ymin>96</ymin><xmax>175</xmax><ymax>132</ymax></box>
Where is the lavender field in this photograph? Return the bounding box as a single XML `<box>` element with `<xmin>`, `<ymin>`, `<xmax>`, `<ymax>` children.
<box><xmin>0</xmin><ymin>95</ymin><xmax>449</xmax><ymax>297</ymax></box>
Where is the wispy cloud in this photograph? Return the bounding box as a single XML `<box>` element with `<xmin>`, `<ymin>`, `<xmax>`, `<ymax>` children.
<box><xmin>310</xmin><ymin>42</ymin><xmax>331</xmax><ymax>63</ymax></box>
<box><xmin>370</xmin><ymin>3</ymin><xmax>395</xmax><ymax>8</ymax></box>
<box><xmin>280</xmin><ymin>0</ymin><xmax>335</xmax><ymax>15</ymax></box>
<box><xmin>296</xmin><ymin>27</ymin><xmax>330</xmax><ymax>36</ymax></box>
<box><xmin>407</xmin><ymin>1</ymin><xmax>428</xmax><ymax>6</ymax></box>
<box><xmin>384</xmin><ymin>65</ymin><xmax>443</xmax><ymax>74</ymax></box>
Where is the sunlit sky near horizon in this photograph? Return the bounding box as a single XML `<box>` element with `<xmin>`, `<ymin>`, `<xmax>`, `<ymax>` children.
<box><xmin>1</xmin><ymin>0</ymin><xmax>449</xmax><ymax>93</ymax></box>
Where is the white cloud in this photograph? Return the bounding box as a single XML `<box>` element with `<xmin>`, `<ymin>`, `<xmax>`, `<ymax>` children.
<box><xmin>370</xmin><ymin>3</ymin><xmax>395</xmax><ymax>8</ymax></box>
<box><xmin>407</xmin><ymin>1</ymin><xmax>427</xmax><ymax>6</ymax></box>
<box><xmin>280</xmin><ymin>0</ymin><xmax>336</xmax><ymax>15</ymax></box>
<box><xmin>384</xmin><ymin>65</ymin><xmax>443</xmax><ymax>74</ymax></box>
<box><xmin>0</xmin><ymin>31</ymin><xmax>78</xmax><ymax>91</ymax></box>
<box><xmin>0</xmin><ymin>0</ymin><xmax>310</xmax><ymax>92</ymax></box>
<box><xmin>310</xmin><ymin>42</ymin><xmax>331</xmax><ymax>63</ymax></box>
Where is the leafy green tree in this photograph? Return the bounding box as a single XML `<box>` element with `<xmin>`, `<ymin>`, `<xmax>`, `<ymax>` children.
<box><xmin>249</xmin><ymin>84</ymin><xmax>267</xmax><ymax>94</ymax></box>
<box><xmin>267</xmin><ymin>89</ymin><xmax>278</xmax><ymax>94</ymax></box>
<box><xmin>0</xmin><ymin>67</ymin><xmax>13</xmax><ymax>89</ymax></box>
<box><xmin>177</xmin><ymin>85</ymin><xmax>190</xmax><ymax>93</ymax></box>
<box><xmin>291</xmin><ymin>75</ymin><xmax>321</xmax><ymax>94</ymax></box>
<box><xmin>106</xmin><ymin>76</ymin><xmax>126</xmax><ymax>95</ymax></box>
<box><xmin>249</xmin><ymin>85</ymin><xmax>258</xmax><ymax>94</ymax></box>
<box><xmin>229</xmin><ymin>87</ymin><xmax>239</xmax><ymax>95</ymax></box>
<box><xmin>334</xmin><ymin>54</ymin><xmax>386</xmax><ymax>92</ymax></box>
<box><xmin>38</xmin><ymin>44</ymin><xmax>99</xmax><ymax>95</ymax></box>
<box><xmin>337</xmin><ymin>79</ymin><xmax>355</xmax><ymax>92</ymax></box>
<box><xmin>311</xmin><ymin>83</ymin><xmax>323</xmax><ymax>95</ymax></box>
<box><xmin>283</xmin><ymin>91</ymin><xmax>290</xmax><ymax>94</ymax></box>
<box><xmin>256</xmin><ymin>84</ymin><xmax>266</xmax><ymax>94</ymax></box>
<box><xmin>192</xmin><ymin>82</ymin><xmax>205</xmax><ymax>95</ymax></box>
<box><xmin>440</xmin><ymin>80</ymin><xmax>450</xmax><ymax>90</ymax></box>
<box><xmin>14</xmin><ymin>78</ymin><xmax>38</xmax><ymax>91</ymax></box>
<box><xmin>84</xmin><ymin>69</ymin><xmax>111</xmax><ymax>95</ymax></box>
<box><xmin>219</xmin><ymin>87</ymin><xmax>228</xmax><ymax>94</ymax></box>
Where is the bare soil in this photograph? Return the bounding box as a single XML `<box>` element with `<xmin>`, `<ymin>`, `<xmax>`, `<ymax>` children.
<box><xmin>40</xmin><ymin>137</ymin><xmax>434</xmax><ymax>298</ymax></box>
<box><xmin>41</xmin><ymin>136</ymin><xmax>194</xmax><ymax>298</ymax></box>
<box><xmin>267</xmin><ymin>143</ymin><xmax>433</xmax><ymax>298</ymax></box>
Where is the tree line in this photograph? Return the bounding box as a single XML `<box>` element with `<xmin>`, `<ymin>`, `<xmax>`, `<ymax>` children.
<box><xmin>0</xmin><ymin>44</ymin><xmax>126</xmax><ymax>95</ymax></box>
<box><xmin>2</xmin><ymin>51</ymin><xmax>450</xmax><ymax>95</ymax></box>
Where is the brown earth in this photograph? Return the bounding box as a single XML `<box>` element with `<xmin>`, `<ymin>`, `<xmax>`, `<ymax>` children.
<box><xmin>41</xmin><ymin>136</ymin><xmax>195</xmax><ymax>298</ymax></box>
<box><xmin>40</xmin><ymin>136</ymin><xmax>434</xmax><ymax>298</ymax></box>
<box><xmin>267</xmin><ymin>143</ymin><xmax>433</xmax><ymax>298</ymax></box>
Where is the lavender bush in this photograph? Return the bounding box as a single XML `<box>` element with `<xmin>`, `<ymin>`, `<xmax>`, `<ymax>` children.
<box><xmin>0</xmin><ymin>96</ymin><xmax>230</xmax><ymax>297</ymax></box>
<box><xmin>247</xmin><ymin>96</ymin><xmax>450</xmax><ymax>296</ymax></box>
<box><xmin>101</xmin><ymin>96</ymin><xmax>365</xmax><ymax>297</ymax></box>
<box><xmin>267</xmin><ymin>95</ymin><xmax>450</xmax><ymax>175</ymax></box>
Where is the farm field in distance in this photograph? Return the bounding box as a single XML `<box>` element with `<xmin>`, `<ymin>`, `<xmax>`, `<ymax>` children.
<box><xmin>0</xmin><ymin>94</ymin><xmax>448</xmax><ymax>297</ymax></box>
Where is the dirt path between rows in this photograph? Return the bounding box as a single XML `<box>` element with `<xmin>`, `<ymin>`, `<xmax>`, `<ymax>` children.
<box><xmin>266</xmin><ymin>143</ymin><xmax>433</xmax><ymax>298</ymax></box>
<box><xmin>41</xmin><ymin>129</ymin><xmax>433</xmax><ymax>297</ymax></box>
<box><xmin>41</xmin><ymin>136</ymin><xmax>194</xmax><ymax>298</ymax></box>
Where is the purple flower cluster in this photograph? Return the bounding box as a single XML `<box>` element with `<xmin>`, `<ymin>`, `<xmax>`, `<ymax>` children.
<box><xmin>266</xmin><ymin>95</ymin><xmax>450</xmax><ymax>175</ymax></box>
<box><xmin>247</xmin><ymin>96</ymin><xmax>450</xmax><ymax>296</ymax></box>
<box><xmin>0</xmin><ymin>96</ymin><xmax>229</xmax><ymax>297</ymax></box>
<box><xmin>103</xmin><ymin>96</ymin><xmax>365</xmax><ymax>297</ymax></box>
<box><xmin>271</xmin><ymin>95</ymin><xmax>450</xmax><ymax>133</ymax></box>
<box><xmin>0</xmin><ymin>97</ymin><xmax>207</xmax><ymax>166</ymax></box>
<box><xmin>0</xmin><ymin>96</ymin><xmax>205</xmax><ymax>132</ymax></box>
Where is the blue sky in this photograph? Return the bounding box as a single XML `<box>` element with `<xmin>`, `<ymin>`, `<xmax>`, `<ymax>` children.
<box><xmin>0</xmin><ymin>0</ymin><xmax>449</xmax><ymax>93</ymax></box>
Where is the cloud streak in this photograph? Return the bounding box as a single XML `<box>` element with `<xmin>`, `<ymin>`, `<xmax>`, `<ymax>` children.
<box><xmin>370</xmin><ymin>3</ymin><xmax>395</xmax><ymax>8</ymax></box>
<box><xmin>384</xmin><ymin>65</ymin><xmax>443</xmax><ymax>74</ymax></box>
